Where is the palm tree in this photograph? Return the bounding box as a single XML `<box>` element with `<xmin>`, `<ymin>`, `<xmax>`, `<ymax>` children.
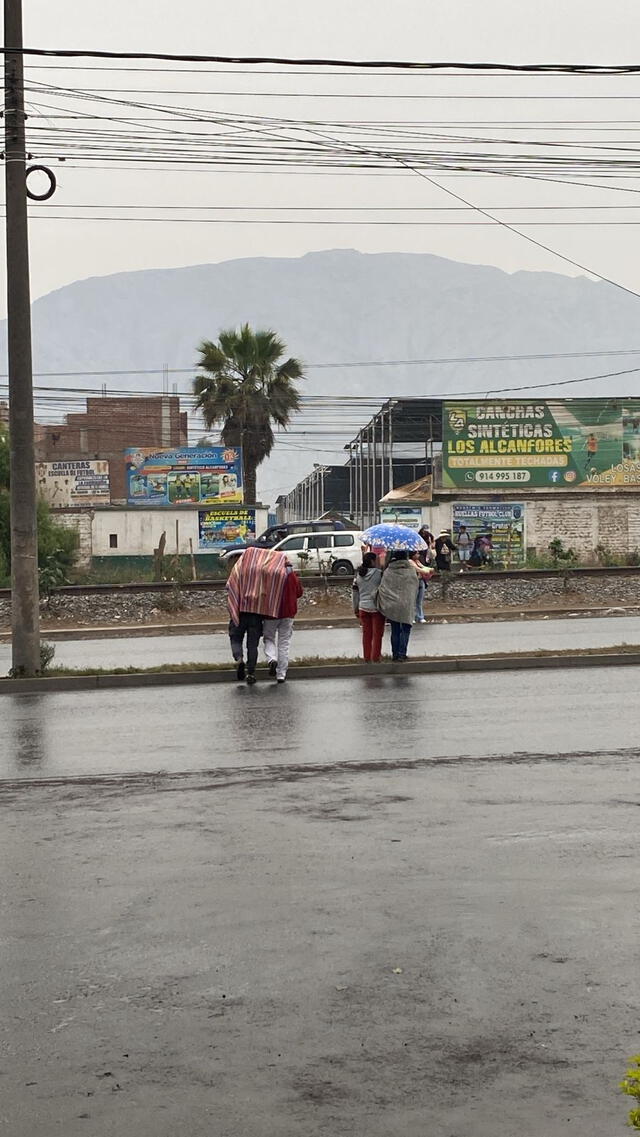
<box><xmin>193</xmin><ymin>324</ymin><xmax>304</xmax><ymax>505</ymax></box>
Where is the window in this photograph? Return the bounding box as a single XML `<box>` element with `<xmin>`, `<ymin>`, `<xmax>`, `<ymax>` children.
<box><xmin>333</xmin><ymin>533</ymin><xmax>355</xmax><ymax>547</ymax></box>
<box><xmin>307</xmin><ymin>534</ymin><xmax>332</xmax><ymax>550</ymax></box>
<box><xmin>278</xmin><ymin>536</ymin><xmax>305</xmax><ymax>551</ymax></box>
<box><xmin>109</xmin><ymin>533</ymin><xmax>118</xmax><ymax>549</ymax></box>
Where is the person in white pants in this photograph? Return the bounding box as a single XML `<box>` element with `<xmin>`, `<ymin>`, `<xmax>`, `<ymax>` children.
<box><xmin>263</xmin><ymin>617</ymin><xmax>295</xmax><ymax>682</ymax></box>
<box><xmin>263</xmin><ymin>563</ymin><xmax>303</xmax><ymax>683</ymax></box>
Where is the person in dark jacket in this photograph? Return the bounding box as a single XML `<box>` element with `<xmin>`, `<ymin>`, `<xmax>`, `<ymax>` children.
<box><xmin>470</xmin><ymin>533</ymin><xmax>493</xmax><ymax>568</ymax></box>
<box><xmin>418</xmin><ymin>526</ymin><xmax>435</xmax><ymax>566</ymax></box>
<box><xmin>435</xmin><ymin>529</ymin><xmax>456</xmax><ymax>571</ymax></box>
<box><xmin>377</xmin><ymin>550</ymin><xmax>419</xmax><ymax>662</ymax></box>
<box><xmin>353</xmin><ymin>552</ymin><xmax>385</xmax><ymax>662</ymax></box>
<box><xmin>262</xmin><ymin>562</ymin><xmax>304</xmax><ymax>683</ymax></box>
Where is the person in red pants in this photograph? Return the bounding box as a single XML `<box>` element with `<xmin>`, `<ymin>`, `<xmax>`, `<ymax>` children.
<box><xmin>352</xmin><ymin>552</ymin><xmax>385</xmax><ymax>663</ymax></box>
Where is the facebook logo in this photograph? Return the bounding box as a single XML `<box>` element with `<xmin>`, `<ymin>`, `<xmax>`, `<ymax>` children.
<box><xmin>548</xmin><ymin>470</ymin><xmax>561</xmax><ymax>484</ymax></box>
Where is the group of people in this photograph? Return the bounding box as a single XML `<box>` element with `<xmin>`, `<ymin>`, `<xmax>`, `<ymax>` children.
<box><xmin>226</xmin><ymin>526</ymin><xmax>495</xmax><ymax>684</ymax></box>
<box><xmin>418</xmin><ymin>525</ymin><xmax>493</xmax><ymax>571</ymax></box>
<box><xmin>353</xmin><ymin>548</ymin><xmax>433</xmax><ymax>663</ymax></box>
<box><xmin>226</xmin><ymin>545</ymin><xmax>303</xmax><ymax>685</ymax></box>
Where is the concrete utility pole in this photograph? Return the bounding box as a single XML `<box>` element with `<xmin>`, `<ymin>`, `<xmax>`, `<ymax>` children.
<box><xmin>4</xmin><ymin>0</ymin><xmax>40</xmax><ymax>675</ymax></box>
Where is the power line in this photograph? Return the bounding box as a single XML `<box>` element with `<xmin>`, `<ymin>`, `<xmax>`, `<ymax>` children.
<box><xmin>23</xmin><ymin>86</ymin><xmax>640</xmax><ymax>180</ymax></box>
<box><xmin>270</xmin><ymin>113</ymin><xmax>640</xmax><ymax>300</ymax></box>
<box><xmin>21</xmin><ymin>202</ymin><xmax>640</xmax><ymax>211</ymax></box>
<box><xmin>20</xmin><ymin>63</ymin><xmax>640</xmax><ymax>78</ymax></box>
<box><xmin>8</xmin><ymin>50</ymin><xmax>640</xmax><ymax>73</ymax></box>
<box><xmin>16</xmin><ymin>215</ymin><xmax>640</xmax><ymax>226</ymax></box>
<box><xmin>24</xmin><ymin>86</ymin><xmax>640</xmax><ymax>100</ymax></box>
<box><xmin>411</xmin><ymin>166</ymin><xmax>640</xmax><ymax>299</ymax></box>
<box><xmin>25</xmin><ymin>89</ymin><xmax>640</xmax><ymax>100</ymax></box>
<box><xmin>4</xmin><ymin>347</ymin><xmax>640</xmax><ymax>381</ymax></box>
<box><xmin>480</xmin><ymin>363</ymin><xmax>640</xmax><ymax>394</ymax></box>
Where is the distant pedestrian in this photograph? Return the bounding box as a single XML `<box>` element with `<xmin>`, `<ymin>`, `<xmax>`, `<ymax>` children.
<box><xmin>435</xmin><ymin>529</ymin><xmax>456</xmax><ymax>571</ymax></box>
<box><xmin>418</xmin><ymin>526</ymin><xmax>435</xmax><ymax>565</ymax></box>
<box><xmin>469</xmin><ymin>533</ymin><xmax>492</xmax><ymax>568</ymax></box>
<box><xmin>456</xmin><ymin>525</ymin><xmax>472</xmax><ymax>568</ymax></box>
<box><xmin>352</xmin><ymin>552</ymin><xmax>385</xmax><ymax>662</ymax></box>
<box><xmin>226</xmin><ymin>546</ymin><xmax>289</xmax><ymax>685</ymax></box>
<box><xmin>263</xmin><ymin>561</ymin><xmax>304</xmax><ymax>683</ymax></box>
<box><xmin>410</xmin><ymin>551</ymin><xmax>434</xmax><ymax>623</ymax></box>
<box><xmin>377</xmin><ymin>550</ymin><xmax>419</xmax><ymax>662</ymax></box>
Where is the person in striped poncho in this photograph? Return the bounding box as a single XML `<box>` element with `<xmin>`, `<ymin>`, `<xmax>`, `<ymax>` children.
<box><xmin>226</xmin><ymin>546</ymin><xmax>289</xmax><ymax>685</ymax></box>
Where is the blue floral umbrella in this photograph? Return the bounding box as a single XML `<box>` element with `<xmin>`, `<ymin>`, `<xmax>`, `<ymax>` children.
<box><xmin>361</xmin><ymin>523</ymin><xmax>427</xmax><ymax>551</ymax></box>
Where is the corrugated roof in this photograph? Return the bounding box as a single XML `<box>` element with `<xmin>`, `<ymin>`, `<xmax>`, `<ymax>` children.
<box><xmin>379</xmin><ymin>475</ymin><xmax>432</xmax><ymax>504</ymax></box>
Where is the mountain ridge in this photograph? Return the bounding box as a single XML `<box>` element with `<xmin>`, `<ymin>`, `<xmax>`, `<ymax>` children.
<box><xmin>3</xmin><ymin>248</ymin><xmax>640</xmax><ymax>498</ymax></box>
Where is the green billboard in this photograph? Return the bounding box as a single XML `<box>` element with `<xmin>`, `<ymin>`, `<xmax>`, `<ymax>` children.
<box><xmin>442</xmin><ymin>399</ymin><xmax>640</xmax><ymax>489</ymax></box>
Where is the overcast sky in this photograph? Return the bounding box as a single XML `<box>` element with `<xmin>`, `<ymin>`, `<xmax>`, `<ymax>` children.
<box><xmin>0</xmin><ymin>0</ymin><xmax>636</xmax><ymax>311</ymax></box>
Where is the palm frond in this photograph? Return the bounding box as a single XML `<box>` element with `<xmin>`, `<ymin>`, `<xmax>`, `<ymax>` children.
<box><xmin>192</xmin><ymin>323</ymin><xmax>304</xmax><ymax>480</ymax></box>
<box><xmin>277</xmin><ymin>356</ymin><xmax>305</xmax><ymax>382</ymax></box>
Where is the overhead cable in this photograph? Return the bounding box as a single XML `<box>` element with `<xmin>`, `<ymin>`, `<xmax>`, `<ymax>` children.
<box><xmin>6</xmin><ymin>49</ymin><xmax>640</xmax><ymax>73</ymax></box>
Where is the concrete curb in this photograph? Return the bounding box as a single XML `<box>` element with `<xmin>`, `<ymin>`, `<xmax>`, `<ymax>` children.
<box><xmin>2</xmin><ymin>650</ymin><xmax>640</xmax><ymax>695</ymax></box>
<box><xmin>0</xmin><ymin>616</ymin><xmax>357</xmax><ymax>641</ymax></box>
<box><xmin>1</xmin><ymin>605</ymin><xmax>638</xmax><ymax>643</ymax></box>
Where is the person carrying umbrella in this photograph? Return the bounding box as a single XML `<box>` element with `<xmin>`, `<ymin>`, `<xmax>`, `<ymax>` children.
<box><xmin>360</xmin><ymin>524</ymin><xmax>425</xmax><ymax>662</ymax></box>
<box><xmin>377</xmin><ymin>551</ymin><xmax>420</xmax><ymax>661</ymax></box>
<box><xmin>226</xmin><ymin>545</ymin><xmax>289</xmax><ymax>685</ymax></box>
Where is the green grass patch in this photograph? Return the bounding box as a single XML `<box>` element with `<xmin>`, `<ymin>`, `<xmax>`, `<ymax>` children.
<box><xmin>0</xmin><ymin>641</ymin><xmax>636</xmax><ymax>681</ymax></box>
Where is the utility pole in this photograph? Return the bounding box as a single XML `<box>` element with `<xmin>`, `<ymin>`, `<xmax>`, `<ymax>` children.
<box><xmin>4</xmin><ymin>0</ymin><xmax>40</xmax><ymax>675</ymax></box>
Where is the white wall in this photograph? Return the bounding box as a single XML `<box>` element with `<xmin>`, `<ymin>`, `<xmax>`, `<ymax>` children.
<box><xmin>424</xmin><ymin>502</ymin><xmax>452</xmax><ymax>534</ymax></box>
<box><xmin>430</xmin><ymin>493</ymin><xmax>640</xmax><ymax>555</ymax></box>
<box><xmin>89</xmin><ymin>496</ymin><xmax>640</xmax><ymax>560</ymax></box>
<box><xmin>526</xmin><ymin>495</ymin><xmax>640</xmax><ymax>556</ymax></box>
<box><xmin>52</xmin><ymin>511</ymin><xmax>93</xmax><ymax>568</ymax></box>
<box><xmin>92</xmin><ymin>507</ymin><xmax>269</xmax><ymax>556</ymax></box>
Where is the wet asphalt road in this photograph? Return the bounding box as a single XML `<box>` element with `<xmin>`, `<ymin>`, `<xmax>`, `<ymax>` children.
<box><xmin>1</xmin><ymin>669</ymin><xmax>639</xmax><ymax>1136</ymax></box>
<box><xmin>2</xmin><ymin>613</ymin><xmax>640</xmax><ymax>673</ymax></box>
<box><xmin>0</xmin><ymin>665</ymin><xmax>639</xmax><ymax>781</ymax></box>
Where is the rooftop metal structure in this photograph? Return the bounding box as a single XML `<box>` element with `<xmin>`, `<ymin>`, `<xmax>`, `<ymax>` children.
<box><xmin>345</xmin><ymin>398</ymin><xmax>443</xmax><ymax>527</ymax></box>
<box><xmin>279</xmin><ymin>398</ymin><xmax>445</xmax><ymax>527</ymax></box>
<box><xmin>278</xmin><ymin>464</ymin><xmax>351</xmax><ymax>522</ymax></box>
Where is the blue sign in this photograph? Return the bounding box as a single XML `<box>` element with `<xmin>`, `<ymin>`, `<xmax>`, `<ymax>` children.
<box><xmin>125</xmin><ymin>446</ymin><xmax>243</xmax><ymax>507</ymax></box>
<box><xmin>198</xmin><ymin>508</ymin><xmax>257</xmax><ymax>550</ymax></box>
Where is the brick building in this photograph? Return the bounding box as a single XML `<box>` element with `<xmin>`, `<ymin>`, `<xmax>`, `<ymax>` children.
<box><xmin>35</xmin><ymin>396</ymin><xmax>188</xmax><ymax>502</ymax></box>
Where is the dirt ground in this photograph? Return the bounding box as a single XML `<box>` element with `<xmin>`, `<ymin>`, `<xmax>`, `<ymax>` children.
<box><xmin>2</xmin><ymin>589</ymin><xmax>637</xmax><ymax>636</ymax></box>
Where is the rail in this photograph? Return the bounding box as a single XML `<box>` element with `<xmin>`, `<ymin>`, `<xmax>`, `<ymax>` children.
<box><xmin>2</xmin><ymin>563</ymin><xmax>640</xmax><ymax>600</ymax></box>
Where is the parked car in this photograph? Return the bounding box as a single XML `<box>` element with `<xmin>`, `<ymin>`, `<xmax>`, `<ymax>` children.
<box><xmin>221</xmin><ymin>529</ymin><xmax>364</xmax><ymax>576</ymax></box>
<box><xmin>221</xmin><ymin>518</ymin><xmax>355</xmax><ymax>558</ymax></box>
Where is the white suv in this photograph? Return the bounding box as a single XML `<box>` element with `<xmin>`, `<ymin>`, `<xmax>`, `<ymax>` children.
<box><xmin>221</xmin><ymin>530</ymin><xmax>363</xmax><ymax>576</ymax></box>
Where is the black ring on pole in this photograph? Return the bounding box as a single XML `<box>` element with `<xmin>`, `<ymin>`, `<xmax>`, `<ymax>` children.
<box><xmin>26</xmin><ymin>165</ymin><xmax>56</xmax><ymax>201</ymax></box>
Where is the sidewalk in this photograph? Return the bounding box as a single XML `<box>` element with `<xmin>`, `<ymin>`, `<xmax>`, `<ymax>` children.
<box><xmin>1</xmin><ymin>601</ymin><xmax>639</xmax><ymax>642</ymax></box>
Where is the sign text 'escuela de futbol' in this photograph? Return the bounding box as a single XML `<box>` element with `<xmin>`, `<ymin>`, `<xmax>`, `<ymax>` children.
<box><xmin>443</xmin><ymin>399</ymin><xmax>640</xmax><ymax>489</ymax></box>
<box><xmin>125</xmin><ymin>446</ymin><xmax>243</xmax><ymax>506</ymax></box>
<box><xmin>37</xmin><ymin>459</ymin><xmax>110</xmax><ymax>507</ymax></box>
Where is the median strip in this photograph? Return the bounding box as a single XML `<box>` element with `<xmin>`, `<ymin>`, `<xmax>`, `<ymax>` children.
<box><xmin>2</xmin><ymin>644</ymin><xmax>640</xmax><ymax>693</ymax></box>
